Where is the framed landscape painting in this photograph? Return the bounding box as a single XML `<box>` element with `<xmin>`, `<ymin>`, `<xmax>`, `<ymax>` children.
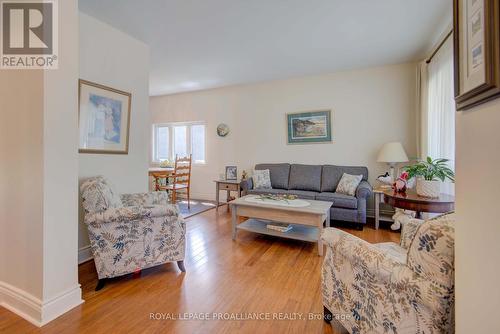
<box><xmin>454</xmin><ymin>0</ymin><xmax>500</xmax><ymax>110</ymax></box>
<box><xmin>287</xmin><ymin>110</ymin><xmax>332</xmax><ymax>144</ymax></box>
<box><xmin>78</xmin><ymin>80</ymin><xmax>131</xmax><ymax>154</ymax></box>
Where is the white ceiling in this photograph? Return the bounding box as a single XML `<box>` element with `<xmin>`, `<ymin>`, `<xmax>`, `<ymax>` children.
<box><xmin>79</xmin><ymin>0</ymin><xmax>452</xmax><ymax>96</ymax></box>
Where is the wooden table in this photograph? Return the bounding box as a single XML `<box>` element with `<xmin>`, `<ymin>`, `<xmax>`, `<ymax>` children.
<box><xmin>149</xmin><ymin>167</ymin><xmax>174</xmax><ymax>191</ymax></box>
<box><xmin>383</xmin><ymin>190</ymin><xmax>455</xmax><ymax>219</ymax></box>
<box><xmin>230</xmin><ymin>195</ymin><xmax>333</xmax><ymax>256</ymax></box>
<box><xmin>214</xmin><ymin>179</ymin><xmax>242</xmax><ymax>211</ymax></box>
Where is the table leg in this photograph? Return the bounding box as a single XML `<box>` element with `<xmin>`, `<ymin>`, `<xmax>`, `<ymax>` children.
<box><xmin>226</xmin><ymin>190</ymin><xmax>231</xmax><ymax>212</ymax></box>
<box><xmin>216</xmin><ymin>183</ymin><xmax>220</xmax><ymax>212</ymax></box>
<box><xmin>326</xmin><ymin>209</ymin><xmax>331</xmax><ymax>228</ymax></box>
<box><xmin>375</xmin><ymin>193</ymin><xmax>380</xmax><ymax>230</ymax></box>
<box><xmin>231</xmin><ymin>205</ymin><xmax>237</xmax><ymax>240</ymax></box>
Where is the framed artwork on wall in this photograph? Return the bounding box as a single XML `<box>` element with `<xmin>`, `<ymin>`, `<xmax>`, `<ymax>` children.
<box><xmin>454</xmin><ymin>0</ymin><xmax>500</xmax><ymax>110</ymax></box>
<box><xmin>78</xmin><ymin>79</ymin><xmax>131</xmax><ymax>154</ymax></box>
<box><xmin>286</xmin><ymin>110</ymin><xmax>332</xmax><ymax>144</ymax></box>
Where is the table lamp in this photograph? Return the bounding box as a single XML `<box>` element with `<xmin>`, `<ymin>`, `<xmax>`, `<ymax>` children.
<box><xmin>377</xmin><ymin>142</ymin><xmax>409</xmax><ymax>183</ymax></box>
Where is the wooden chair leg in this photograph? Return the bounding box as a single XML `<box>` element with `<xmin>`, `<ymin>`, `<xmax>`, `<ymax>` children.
<box><xmin>187</xmin><ymin>188</ymin><xmax>190</xmax><ymax>209</ymax></box>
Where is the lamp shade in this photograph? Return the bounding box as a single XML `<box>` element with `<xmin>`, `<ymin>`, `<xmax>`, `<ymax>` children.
<box><xmin>377</xmin><ymin>142</ymin><xmax>409</xmax><ymax>163</ymax></box>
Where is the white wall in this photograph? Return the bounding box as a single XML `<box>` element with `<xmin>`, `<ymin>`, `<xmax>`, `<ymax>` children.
<box><xmin>0</xmin><ymin>0</ymin><xmax>82</xmax><ymax>325</ymax></box>
<box><xmin>78</xmin><ymin>13</ymin><xmax>151</xmax><ymax>252</ymax></box>
<box><xmin>150</xmin><ymin>63</ymin><xmax>417</xmax><ymax>203</ymax></box>
<box><xmin>456</xmin><ymin>99</ymin><xmax>500</xmax><ymax>333</ymax></box>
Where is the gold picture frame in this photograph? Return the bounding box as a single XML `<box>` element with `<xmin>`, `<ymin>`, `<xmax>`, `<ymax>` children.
<box><xmin>454</xmin><ymin>0</ymin><xmax>500</xmax><ymax>110</ymax></box>
<box><xmin>78</xmin><ymin>79</ymin><xmax>132</xmax><ymax>154</ymax></box>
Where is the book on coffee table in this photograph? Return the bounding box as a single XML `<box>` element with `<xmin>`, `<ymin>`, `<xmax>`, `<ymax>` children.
<box><xmin>266</xmin><ymin>223</ymin><xmax>293</xmax><ymax>233</ymax></box>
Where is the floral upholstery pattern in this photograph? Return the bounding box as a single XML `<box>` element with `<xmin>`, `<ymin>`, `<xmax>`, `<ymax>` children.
<box><xmin>400</xmin><ymin>218</ymin><xmax>423</xmax><ymax>249</ymax></box>
<box><xmin>80</xmin><ymin>176</ymin><xmax>122</xmax><ymax>213</ymax></box>
<box><xmin>81</xmin><ymin>176</ymin><xmax>185</xmax><ymax>279</ymax></box>
<box><xmin>321</xmin><ymin>212</ymin><xmax>455</xmax><ymax>334</ymax></box>
<box><xmin>335</xmin><ymin>173</ymin><xmax>363</xmax><ymax>196</ymax></box>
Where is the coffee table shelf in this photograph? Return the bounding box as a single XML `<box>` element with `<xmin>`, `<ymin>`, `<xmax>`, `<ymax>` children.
<box><xmin>237</xmin><ymin>219</ymin><xmax>319</xmax><ymax>243</ymax></box>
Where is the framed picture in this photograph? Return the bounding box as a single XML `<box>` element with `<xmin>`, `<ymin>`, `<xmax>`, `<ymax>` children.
<box><xmin>78</xmin><ymin>79</ymin><xmax>131</xmax><ymax>154</ymax></box>
<box><xmin>225</xmin><ymin>166</ymin><xmax>237</xmax><ymax>180</ymax></box>
<box><xmin>287</xmin><ymin>110</ymin><xmax>332</xmax><ymax>144</ymax></box>
<box><xmin>454</xmin><ymin>0</ymin><xmax>500</xmax><ymax>110</ymax></box>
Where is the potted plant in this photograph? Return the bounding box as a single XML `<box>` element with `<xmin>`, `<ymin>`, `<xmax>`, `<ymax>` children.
<box><xmin>403</xmin><ymin>157</ymin><xmax>455</xmax><ymax>198</ymax></box>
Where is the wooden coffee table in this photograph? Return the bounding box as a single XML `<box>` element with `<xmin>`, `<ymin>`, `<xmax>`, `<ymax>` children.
<box><xmin>230</xmin><ymin>195</ymin><xmax>333</xmax><ymax>256</ymax></box>
<box><xmin>383</xmin><ymin>190</ymin><xmax>455</xmax><ymax>218</ymax></box>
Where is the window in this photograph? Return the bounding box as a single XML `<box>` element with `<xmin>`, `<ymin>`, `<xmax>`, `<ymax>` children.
<box><xmin>153</xmin><ymin>122</ymin><xmax>206</xmax><ymax>164</ymax></box>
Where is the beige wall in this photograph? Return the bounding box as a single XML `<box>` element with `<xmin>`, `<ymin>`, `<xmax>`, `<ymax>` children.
<box><xmin>78</xmin><ymin>13</ymin><xmax>150</xmax><ymax>252</ymax></box>
<box><xmin>0</xmin><ymin>71</ymin><xmax>45</xmax><ymax>301</ymax></box>
<box><xmin>0</xmin><ymin>0</ymin><xmax>82</xmax><ymax>325</ymax></box>
<box><xmin>455</xmin><ymin>98</ymin><xmax>500</xmax><ymax>332</ymax></box>
<box><xmin>150</xmin><ymin>63</ymin><xmax>417</xmax><ymax>204</ymax></box>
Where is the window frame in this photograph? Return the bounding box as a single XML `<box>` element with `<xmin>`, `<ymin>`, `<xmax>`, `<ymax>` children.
<box><xmin>152</xmin><ymin>121</ymin><xmax>207</xmax><ymax>165</ymax></box>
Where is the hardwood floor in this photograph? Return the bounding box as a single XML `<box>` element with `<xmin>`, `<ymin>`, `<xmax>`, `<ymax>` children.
<box><xmin>0</xmin><ymin>209</ymin><xmax>399</xmax><ymax>334</ymax></box>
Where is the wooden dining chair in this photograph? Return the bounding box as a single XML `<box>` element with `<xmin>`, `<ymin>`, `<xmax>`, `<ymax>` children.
<box><xmin>165</xmin><ymin>155</ymin><xmax>192</xmax><ymax>209</ymax></box>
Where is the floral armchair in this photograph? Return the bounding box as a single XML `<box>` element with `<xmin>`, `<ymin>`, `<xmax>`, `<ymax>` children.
<box><xmin>81</xmin><ymin>176</ymin><xmax>186</xmax><ymax>290</ymax></box>
<box><xmin>321</xmin><ymin>213</ymin><xmax>455</xmax><ymax>334</ymax></box>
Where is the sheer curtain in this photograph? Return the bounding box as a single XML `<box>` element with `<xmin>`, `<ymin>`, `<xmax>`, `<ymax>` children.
<box><xmin>420</xmin><ymin>36</ymin><xmax>455</xmax><ymax>194</ymax></box>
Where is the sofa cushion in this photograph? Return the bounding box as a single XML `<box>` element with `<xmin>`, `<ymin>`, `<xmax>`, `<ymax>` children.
<box><xmin>80</xmin><ymin>176</ymin><xmax>123</xmax><ymax>213</ymax></box>
<box><xmin>253</xmin><ymin>169</ymin><xmax>272</xmax><ymax>189</ymax></box>
<box><xmin>286</xmin><ymin>189</ymin><xmax>318</xmax><ymax>200</ymax></box>
<box><xmin>316</xmin><ymin>192</ymin><xmax>357</xmax><ymax>209</ymax></box>
<box><xmin>255</xmin><ymin>163</ymin><xmax>290</xmax><ymax>189</ymax></box>
<box><xmin>336</xmin><ymin>173</ymin><xmax>363</xmax><ymax>196</ymax></box>
<box><xmin>288</xmin><ymin>164</ymin><xmax>322</xmax><ymax>192</ymax></box>
<box><xmin>321</xmin><ymin>165</ymin><xmax>369</xmax><ymax>192</ymax></box>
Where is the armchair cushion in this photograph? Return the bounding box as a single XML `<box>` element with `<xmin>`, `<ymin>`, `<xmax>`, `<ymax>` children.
<box><xmin>121</xmin><ymin>191</ymin><xmax>170</xmax><ymax>207</ymax></box>
<box><xmin>81</xmin><ymin>176</ymin><xmax>122</xmax><ymax>213</ymax></box>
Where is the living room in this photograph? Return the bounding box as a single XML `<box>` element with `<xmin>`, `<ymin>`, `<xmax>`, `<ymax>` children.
<box><xmin>1</xmin><ymin>0</ymin><xmax>499</xmax><ymax>333</ymax></box>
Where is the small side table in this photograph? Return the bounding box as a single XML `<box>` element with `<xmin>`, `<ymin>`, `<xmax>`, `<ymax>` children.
<box><xmin>373</xmin><ymin>187</ymin><xmax>394</xmax><ymax>230</ymax></box>
<box><xmin>214</xmin><ymin>179</ymin><xmax>242</xmax><ymax>212</ymax></box>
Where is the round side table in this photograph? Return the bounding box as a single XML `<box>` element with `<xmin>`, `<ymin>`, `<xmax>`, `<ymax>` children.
<box><xmin>383</xmin><ymin>190</ymin><xmax>455</xmax><ymax>219</ymax></box>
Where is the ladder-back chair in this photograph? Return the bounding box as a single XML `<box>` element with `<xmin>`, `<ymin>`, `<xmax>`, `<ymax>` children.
<box><xmin>165</xmin><ymin>155</ymin><xmax>192</xmax><ymax>209</ymax></box>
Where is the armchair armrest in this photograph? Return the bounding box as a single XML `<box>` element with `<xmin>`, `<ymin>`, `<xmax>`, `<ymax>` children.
<box><xmin>240</xmin><ymin>178</ymin><xmax>254</xmax><ymax>192</ymax></box>
<box><xmin>121</xmin><ymin>191</ymin><xmax>170</xmax><ymax>207</ymax></box>
<box><xmin>355</xmin><ymin>180</ymin><xmax>372</xmax><ymax>199</ymax></box>
<box><xmin>400</xmin><ymin>218</ymin><xmax>424</xmax><ymax>249</ymax></box>
<box><xmin>85</xmin><ymin>205</ymin><xmax>179</xmax><ymax>226</ymax></box>
<box><xmin>321</xmin><ymin>228</ymin><xmax>402</xmax><ymax>282</ymax></box>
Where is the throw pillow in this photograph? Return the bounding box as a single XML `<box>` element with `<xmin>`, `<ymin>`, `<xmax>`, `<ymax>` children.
<box><xmin>253</xmin><ymin>169</ymin><xmax>272</xmax><ymax>189</ymax></box>
<box><xmin>335</xmin><ymin>173</ymin><xmax>363</xmax><ymax>196</ymax></box>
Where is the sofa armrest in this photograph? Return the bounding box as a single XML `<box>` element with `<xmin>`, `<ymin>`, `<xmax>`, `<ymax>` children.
<box><xmin>321</xmin><ymin>228</ymin><xmax>402</xmax><ymax>282</ymax></box>
<box><xmin>85</xmin><ymin>205</ymin><xmax>179</xmax><ymax>226</ymax></box>
<box><xmin>240</xmin><ymin>177</ymin><xmax>254</xmax><ymax>192</ymax></box>
<box><xmin>355</xmin><ymin>180</ymin><xmax>372</xmax><ymax>199</ymax></box>
<box><xmin>120</xmin><ymin>191</ymin><xmax>170</xmax><ymax>207</ymax></box>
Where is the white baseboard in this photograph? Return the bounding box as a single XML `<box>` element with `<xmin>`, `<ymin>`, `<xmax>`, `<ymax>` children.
<box><xmin>78</xmin><ymin>245</ymin><xmax>93</xmax><ymax>264</ymax></box>
<box><xmin>0</xmin><ymin>281</ymin><xmax>83</xmax><ymax>327</ymax></box>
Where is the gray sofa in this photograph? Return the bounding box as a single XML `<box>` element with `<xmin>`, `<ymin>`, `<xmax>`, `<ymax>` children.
<box><xmin>240</xmin><ymin>163</ymin><xmax>372</xmax><ymax>227</ymax></box>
